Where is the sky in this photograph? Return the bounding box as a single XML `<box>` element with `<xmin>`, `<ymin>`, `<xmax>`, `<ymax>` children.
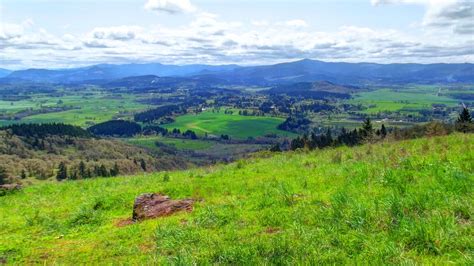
<box><xmin>0</xmin><ymin>0</ymin><xmax>473</xmax><ymax>69</ymax></box>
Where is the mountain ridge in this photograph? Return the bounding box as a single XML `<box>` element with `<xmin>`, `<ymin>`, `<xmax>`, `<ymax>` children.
<box><xmin>3</xmin><ymin>59</ymin><xmax>474</xmax><ymax>85</ymax></box>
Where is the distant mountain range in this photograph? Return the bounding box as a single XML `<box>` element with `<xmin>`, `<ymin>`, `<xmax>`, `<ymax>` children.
<box><xmin>101</xmin><ymin>74</ymin><xmax>229</xmax><ymax>92</ymax></box>
<box><xmin>213</xmin><ymin>59</ymin><xmax>474</xmax><ymax>85</ymax></box>
<box><xmin>3</xmin><ymin>63</ymin><xmax>239</xmax><ymax>84</ymax></box>
<box><xmin>2</xmin><ymin>59</ymin><xmax>473</xmax><ymax>85</ymax></box>
<box><xmin>0</xmin><ymin>69</ymin><xmax>12</xmax><ymax>78</ymax></box>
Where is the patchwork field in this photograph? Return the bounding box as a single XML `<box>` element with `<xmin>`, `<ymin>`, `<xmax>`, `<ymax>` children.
<box><xmin>1</xmin><ymin>134</ymin><xmax>472</xmax><ymax>264</ymax></box>
<box><xmin>0</xmin><ymin>92</ymin><xmax>149</xmax><ymax>127</ymax></box>
<box><xmin>23</xmin><ymin>95</ymin><xmax>147</xmax><ymax>127</ymax></box>
<box><xmin>162</xmin><ymin>110</ymin><xmax>295</xmax><ymax>139</ymax></box>
<box><xmin>350</xmin><ymin>87</ymin><xmax>461</xmax><ymax>114</ymax></box>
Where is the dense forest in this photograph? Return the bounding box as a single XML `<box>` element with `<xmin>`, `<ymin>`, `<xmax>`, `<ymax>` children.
<box><xmin>88</xmin><ymin>120</ymin><xmax>142</xmax><ymax>137</ymax></box>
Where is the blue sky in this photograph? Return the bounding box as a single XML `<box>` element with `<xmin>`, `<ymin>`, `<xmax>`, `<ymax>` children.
<box><xmin>0</xmin><ymin>0</ymin><xmax>472</xmax><ymax>69</ymax></box>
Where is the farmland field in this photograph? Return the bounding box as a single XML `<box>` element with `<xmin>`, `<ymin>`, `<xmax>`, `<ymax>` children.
<box><xmin>350</xmin><ymin>87</ymin><xmax>461</xmax><ymax>114</ymax></box>
<box><xmin>22</xmin><ymin>95</ymin><xmax>148</xmax><ymax>127</ymax></box>
<box><xmin>162</xmin><ymin>110</ymin><xmax>296</xmax><ymax>139</ymax></box>
<box><xmin>0</xmin><ymin>92</ymin><xmax>149</xmax><ymax>127</ymax></box>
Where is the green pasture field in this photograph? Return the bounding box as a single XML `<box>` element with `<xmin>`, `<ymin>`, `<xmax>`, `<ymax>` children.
<box><xmin>350</xmin><ymin>87</ymin><xmax>460</xmax><ymax>114</ymax></box>
<box><xmin>309</xmin><ymin>113</ymin><xmax>414</xmax><ymax>130</ymax></box>
<box><xmin>163</xmin><ymin>110</ymin><xmax>295</xmax><ymax>139</ymax></box>
<box><xmin>1</xmin><ymin>134</ymin><xmax>472</xmax><ymax>264</ymax></box>
<box><xmin>0</xmin><ymin>92</ymin><xmax>149</xmax><ymax>127</ymax></box>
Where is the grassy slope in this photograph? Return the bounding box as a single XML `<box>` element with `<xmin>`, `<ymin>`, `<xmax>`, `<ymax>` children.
<box><xmin>0</xmin><ymin>134</ymin><xmax>473</xmax><ymax>264</ymax></box>
<box><xmin>163</xmin><ymin>110</ymin><xmax>295</xmax><ymax>139</ymax></box>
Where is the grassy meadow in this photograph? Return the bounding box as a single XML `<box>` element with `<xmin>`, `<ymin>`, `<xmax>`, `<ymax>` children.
<box><xmin>1</xmin><ymin>134</ymin><xmax>472</xmax><ymax>264</ymax></box>
<box><xmin>163</xmin><ymin>110</ymin><xmax>295</xmax><ymax>139</ymax></box>
<box><xmin>22</xmin><ymin>94</ymin><xmax>147</xmax><ymax>127</ymax></box>
<box><xmin>0</xmin><ymin>92</ymin><xmax>149</xmax><ymax>127</ymax></box>
<box><xmin>350</xmin><ymin>87</ymin><xmax>460</xmax><ymax>114</ymax></box>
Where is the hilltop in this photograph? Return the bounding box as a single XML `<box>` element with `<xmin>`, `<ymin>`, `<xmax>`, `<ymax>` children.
<box><xmin>0</xmin><ymin>134</ymin><xmax>472</xmax><ymax>264</ymax></box>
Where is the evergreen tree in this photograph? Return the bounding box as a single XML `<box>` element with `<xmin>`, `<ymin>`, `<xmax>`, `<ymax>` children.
<box><xmin>290</xmin><ymin>136</ymin><xmax>305</xmax><ymax>150</ymax></box>
<box><xmin>110</xmin><ymin>163</ymin><xmax>120</xmax><ymax>177</ymax></box>
<box><xmin>56</xmin><ymin>162</ymin><xmax>68</xmax><ymax>181</ymax></box>
<box><xmin>93</xmin><ymin>165</ymin><xmax>101</xmax><ymax>177</ymax></box>
<box><xmin>0</xmin><ymin>166</ymin><xmax>8</xmax><ymax>185</ymax></box>
<box><xmin>325</xmin><ymin>129</ymin><xmax>333</xmax><ymax>146</ymax></box>
<box><xmin>310</xmin><ymin>132</ymin><xmax>318</xmax><ymax>150</ymax></box>
<box><xmin>140</xmin><ymin>159</ymin><xmax>147</xmax><ymax>171</ymax></box>
<box><xmin>78</xmin><ymin>161</ymin><xmax>86</xmax><ymax>179</ymax></box>
<box><xmin>361</xmin><ymin>118</ymin><xmax>374</xmax><ymax>141</ymax></box>
<box><xmin>86</xmin><ymin>169</ymin><xmax>92</xmax><ymax>179</ymax></box>
<box><xmin>351</xmin><ymin>129</ymin><xmax>360</xmax><ymax>146</ymax></box>
<box><xmin>69</xmin><ymin>171</ymin><xmax>78</xmax><ymax>180</ymax></box>
<box><xmin>99</xmin><ymin>164</ymin><xmax>109</xmax><ymax>177</ymax></box>
<box><xmin>455</xmin><ymin>107</ymin><xmax>473</xmax><ymax>133</ymax></box>
<box><xmin>380</xmin><ymin>124</ymin><xmax>387</xmax><ymax>138</ymax></box>
<box><xmin>270</xmin><ymin>143</ymin><xmax>281</xmax><ymax>152</ymax></box>
<box><xmin>457</xmin><ymin>107</ymin><xmax>472</xmax><ymax>123</ymax></box>
<box><xmin>20</xmin><ymin>169</ymin><xmax>27</xmax><ymax>179</ymax></box>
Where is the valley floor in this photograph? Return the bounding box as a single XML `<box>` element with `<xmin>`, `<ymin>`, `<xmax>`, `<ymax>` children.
<box><xmin>0</xmin><ymin>134</ymin><xmax>473</xmax><ymax>264</ymax></box>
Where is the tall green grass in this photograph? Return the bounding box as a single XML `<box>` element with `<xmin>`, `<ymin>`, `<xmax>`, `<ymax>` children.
<box><xmin>0</xmin><ymin>134</ymin><xmax>472</xmax><ymax>264</ymax></box>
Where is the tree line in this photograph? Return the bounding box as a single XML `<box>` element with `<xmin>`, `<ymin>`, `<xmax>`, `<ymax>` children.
<box><xmin>273</xmin><ymin>107</ymin><xmax>473</xmax><ymax>152</ymax></box>
<box><xmin>55</xmin><ymin>161</ymin><xmax>118</xmax><ymax>180</ymax></box>
<box><xmin>134</xmin><ymin>104</ymin><xmax>182</xmax><ymax>123</ymax></box>
<box><xmin>1</xmin><ymin>123</ymin><xmax>91</xmax><ymax>138</ymax></box>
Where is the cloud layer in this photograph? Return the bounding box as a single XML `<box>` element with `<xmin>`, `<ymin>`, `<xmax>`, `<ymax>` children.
<box><xmin>0</xmin><ymin>0</ymin><xmax>472</xmax><ymax>69</ymax></box>
<box><xmin>373</xmin><ymin>0</ymin><xmax>473</xmax><ymax>34</ymax></box>
<box><xmin>144</xmin><ymin>0</ymin><xmax>196</xmax><ymax>14</ymax></box>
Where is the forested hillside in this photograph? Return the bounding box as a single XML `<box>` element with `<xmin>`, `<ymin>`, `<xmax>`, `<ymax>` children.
<box><xmin>0</xmin><ymin>124</ymin><xmax>188</xmax><ymax>182</ymax></box>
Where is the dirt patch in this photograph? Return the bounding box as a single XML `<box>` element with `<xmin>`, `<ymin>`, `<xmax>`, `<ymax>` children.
<box><xmin>264</xmin><ymin>227</ymin><xmax>281</xmax><ymax>234</ymax></box>
<box><xmin>114</xmin><ymin>218</ymin><xmax>135</xmax><ymax>227</ymax></box>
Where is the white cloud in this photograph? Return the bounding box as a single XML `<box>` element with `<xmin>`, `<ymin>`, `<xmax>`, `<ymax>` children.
<box><xmin>423</xmin><ymin>1</ymin><xmax>473</xmax><ymax>34</ymax></box>
<box><xmin>0</xmin><ymin>19</ymin><xmax>35</xmax><ymax>40</ymax></box>
<box><xmin>371</xmin><ymin>0</ymin><xmax>453</xmax><ymax>5</ymax></box>
<box><xmin>144</xmin><ymin>0</ymin><xmax>196</xmax><ymax>14</ymax></box>
<box><xmin>1</xmin><ymin>11</ymin><xmax>473</xmax><ymax>69</ymax></box>
<box><xmin>372</xmin><ymin>0</ymin><xmax>473</xmax><ymax>34</ymax></box>
<box><xmin>90</xmin><ymin>26</ymin><xmax>143</xmax><ymax>41</ymax></box>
